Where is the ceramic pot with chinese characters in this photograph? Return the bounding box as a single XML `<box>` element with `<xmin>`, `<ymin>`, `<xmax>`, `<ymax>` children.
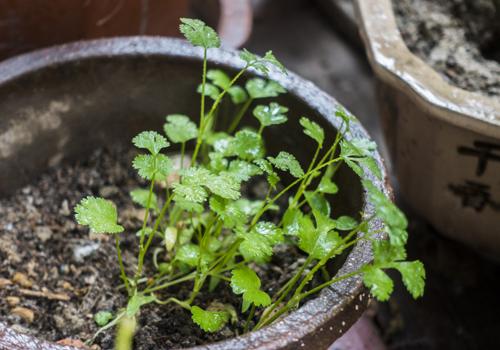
<box><xmin>354</xmin><ymin>0</ymin><xmax>500</xmax><ymax>258</ymax></box>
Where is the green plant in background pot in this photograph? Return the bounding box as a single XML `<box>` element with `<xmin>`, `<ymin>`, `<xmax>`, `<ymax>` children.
<box><xmin>74</xmin><ymin>18</ymin><xmax>425</xmax><ymax>348</ymax></box>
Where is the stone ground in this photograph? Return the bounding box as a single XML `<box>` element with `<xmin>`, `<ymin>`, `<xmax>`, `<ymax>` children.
<box><xmin>246</xmin><ymin>0</ymin><xmax>500</xmax><ymax>349</ymax></box>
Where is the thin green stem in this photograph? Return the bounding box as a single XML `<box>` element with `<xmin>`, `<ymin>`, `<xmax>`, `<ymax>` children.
<box><xmin>250</xmin><ymin>156</ymin><xmax>342</xmax><ymax>227</ymax></box>
<box><xmin>200</xmin><ymin>48</ymin><xmax>208</xmax><ymax>124</ymax></box>
<box><xmin>155</xmin><ymin>296</ymin><xmax>192</xmax><ymax>310</ymax></box>
<box><xmin>181</xmin><ymin>142</ymin><xmax>186</xmax><ymax>169</ymax></box>
<box><xmin>256</xmin><ymin>270</ymin><xmax>361</xmax><ymax>330</ymax></box>
<box><xmin>115</xmin><ymin>235</ymin><xmax>130</xmax><ymax>295</ymax></box>
<box><xmin>192</xmin><ymin>65</ymin><xmax>249</xmax><ymax>163</ymax></box>
<box><xmin>244</xmin><ymin>304</ymin><xmax>256</xmax><ymax>333</ymax></box>
<box><xmin>256</xmin><ymin>255</ymin><xmax>314</xmax><ymax>330</ymax></box>
<box><xmin>187</xmin><ymin>274</ymin><xmax>207</xmax><ymax>304</ymax></box>
<box><xmin>191</xmin><ymin>47</ymin><xmax>208</xmax><ymax>163</ymax></box>
<box><xmin>144</xmin><ymin>272</ymin><xmax>196</xmax><ymax>293</ymax></box>
<box><xmin>291</xmin><ymin>143</ymin><xmax>321</xmax><ymax>205</ymax></box>
<box><xmin>299</xmin><ymin>270</ymin><xmax>360</xmax><ymax>300</ymax></box>
<box><xmin>228</xmin><ymin>98</ymin><xmax>253</xmax><ymax>133</ymax></box>
<box><xmin>139</xmin><ymin>192</ymin><xmax>174</xmax><ymax>273</ymax></box>
<box><xmin>135</xmin><ymin>178</ymin><xmax>156</xmax><ymax>282</ymax></box>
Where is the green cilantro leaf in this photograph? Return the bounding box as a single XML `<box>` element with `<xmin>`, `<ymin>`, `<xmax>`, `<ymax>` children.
<box><xmin>362</xmin><ymin>180</ymin><xmax>408</xmax><ymax>246</ymax></box>
<box><xmin>282</xmin><ymin>207</ymin><xmax>303</xmax><ymax>236</ymax></box>
<box><xmin>253</xmin><ymin>221</ymin><xmax>283</xmax><ymax>244</ymax></box>
<box><xmin>340</xmin><ymin>138</ymin><xmax>382</xmax><ymax>180</ymax></box>
<box><xmin>175</xmin><ymin>199</ymin><xmax>204</xmax><ymax>213</ymax></box>
<box><xmin>248</xmin><ymin>289</ymin><xmax>272</xmax><ymax>308</ymax></box>
<box><xmin>75</xmin><ymin>196</ymin><xmax>124</xmax><ymax>234</ymax></box>
<box><xmin>335</xmin><ymin>216</ymin><xmax>358</xmax><ymax>231</ymax></box>
<box><xmin>364</xmin><ymin>237</ymin><xmax>425</xmax><ymax>301</ymax></box>
<box><xmin>300</xmin><ymin>117</ymin><xmax>324</xmax><ymax>146</ymax></box>
<box><xmin>253</xmin><ymin>102</ymin><xmax>288</xmax><ymax>127</ymax></box>
<box><xmin>318</xmin><ymin>177</ymin><xmax>338</xmax><ymax>194</ymax></box>
<box><xmin>238</xmin><ymin>222</ymin><xmax>282</xmax><ymax>263</ymax></box>
<box><xmin>132</xmin><ymin>131</ymin><xmax>169</xmax><ymax>155</ymax></box>
<box><xmin>233</xmin><ymin>199</ymin><xmax>275</xmax><ymax>217</ymax></box>
<box><xmin>176</xmin><ymin>244</ymin><xmax>213</xmax><ymax>267</ymax></box>
<box><xmin>239</xmin><ymin>49</ymin><xmax>258</xmax><ymax>65</ymax></box>
<box><xmin>197</xmin><ymin>83</ymin><xmax>220</xmax><ymax>101</ymax></box>
<box><xmin>191</xmin><ymin>306</ymin><xmax>228</xmax><ymax>332</ymax></box>
<box><xmin>208</xmin><ymin>152</ymin><xmax>228</xmax><ymax>172</ymax></box>
<box><xmin>264</xmin><ymin>51</ymin><xmax>286</xmax><ymax>73</ymax></box>
<box><xmin>372</xmin><ymin>240</ymin><xmax>406</xmax><ymax>265</ymax></box>
<box><xmin>245</xmin><ymin>78</ymin><xmax>286</xmax><ymax>99</ymax></box>
<box><xmin>207</xmin><ymin>69</ymin><xmax>231</xmax><ymax>89</ymax></box>
<box><xmin>230</xmin><ymin>267</ymin><xmax>260</xmax><ymax>294</ymax></box>
<box><xmin>175</xmin><ymin>244</ymin><xmax>200</xmax><ymax>267</ymax></box>
<box><xmin>304</xmin><ymin>191</ymin><xmax>331</xmax><ymax>217</ymax></box>
<box><xmin>164</xmin><ymin>227</ymin><xmax>177</xmax><ymax>252</ymax></box>
<box><xmin>335</xmin><ymin>107</ymin><xmax>355</xmax><ymax>126</ymax></box>
<box><xmin>254</xmin><ymin>159</ymin><xmax>280</xmax><ymax>189</ymax></box>
<box><xmin>298</xmin><ymin>214</ymin><xmax>342</xmax><ymax>260</ymax></box>
<box><xmin>173</xmin><ymin>183</ymin><xmax>208</xmax><ymax>203</ymax></box>
<box><xmin>132</xmin><ymin>154</ymin><xmax>172</xmax><ymax>180</ymax></box>
<box><xmin>205</xmin><ymin>173</ymin><xmax>241</xmax><ymax>200</ymax></box>
<box><xmin>268</xmin><ymin>152</ymin><xmax>304</xmax><ymax>178</ymax></box>
<box><xmin>239</xmin><ymin>233</ymin><xmax>273</xmax><ymax>263</ymax></box>
<box><xmin>130</xmin><ymin>188</ymin><xmax>159</xmax><ymax>213</ymax></box>
<box><xmin>94</xmin><ymin>311</ymin><xmax>113</xmax><ymax>326</ymax></box>
<box><xmin>228</xmin><ymin>86</ymin><xmax>248</xmax><ymax>104</ymax></box>
<box><xmin>362</xmin><ymin>265</ymin><xmax>393</xmax><ymax>301</ymax></box>
<box><xmin>164</xmin><ymin>114</ymin><xmax>198</xmax><ymax>144</ymax></box>
<box><xmin>209</xmin><ymin>196</ymin><xmax>247</xmax><ymax>228</ymax></box>
<box><xmin>181</xmin><ymin>167</ymin><xmax>212</xmax><ymax>184</ymax></box>
<box><xmin>228</xmin><ymin>160</ymin><xmax>263</xmax><ymax>182</ymax></box>
<box><xmin>395</xmin><ymin>261</ymin><xmax>426</xmax><ymax>299</ymax></box>
<box><xmin>239</xmin><ymin>49</ymin><xmax>286</xmax><ymax>75</ymax></box>
<box><xmin>179</xmin><ymin>18</ymin><xmax>220</xmax><ymax>49</ymax></box>
<box><xmin>231</xmin><ymin>130</ymin><xmax>265</xmax><ymax>161</ymax></box>
<box><xmin>230</xmin><ymin>267</ymin><xmax>271</xmax><ymax>312</ymax></box>
<box><xmin>206</xmin><ymin>70</ymin><xmax>247</xmax><ymax>103</ymax></box>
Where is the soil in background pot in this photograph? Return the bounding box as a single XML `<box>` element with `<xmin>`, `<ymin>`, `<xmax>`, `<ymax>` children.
<box><xmin>394</xmin><ymin>0</ymin><xmax>500</xmax><ymax>97</ymax></box>
<box><xmin>0</xmin><ymin>147</ymin><xmax>311</xmax><ymax>350</ymax></box>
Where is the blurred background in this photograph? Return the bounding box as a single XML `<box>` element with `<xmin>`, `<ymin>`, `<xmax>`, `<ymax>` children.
<box><xmin>0</xmin><ymin>0</ymin><xmax>498</xmax><ymax>349</ymax></box>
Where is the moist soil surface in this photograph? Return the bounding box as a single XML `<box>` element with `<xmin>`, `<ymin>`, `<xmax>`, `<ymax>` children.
<box><xmin>0</xmin><ymin>147</ymin><xmax>308</xmax><ymax>350</ymax></box>
<box><xmin>394</xmin><ymin>0</ymin><xmax>500</xmax><ymax>97</ymax></box>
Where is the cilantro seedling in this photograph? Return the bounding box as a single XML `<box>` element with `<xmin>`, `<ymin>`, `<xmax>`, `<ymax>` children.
<box><xmin>74</xmin><ymin>18</ymin><xmax>425</xmax><ymax>346</ymax></box>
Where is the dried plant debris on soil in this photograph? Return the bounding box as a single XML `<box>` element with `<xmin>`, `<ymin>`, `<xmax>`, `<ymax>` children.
<box><xmin>0</xmin><ymin>147</ymin><xmax>307</xmax><ymax>349</ymax></box>
<box><xmin>394</xmin><ymin>0</ymin><xmax>500</xmax><ymax>96</ymax></box>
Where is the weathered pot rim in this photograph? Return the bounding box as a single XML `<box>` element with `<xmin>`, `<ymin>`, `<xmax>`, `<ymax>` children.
<box><xmin>354</xmin><ymin>0</ymin><xmax>500</xmax><ymax>138</ymax></box>
<box><xmin>0</xmin><ymin>37</ymin><xmax>387</xmax><ymax>350</ymax></box>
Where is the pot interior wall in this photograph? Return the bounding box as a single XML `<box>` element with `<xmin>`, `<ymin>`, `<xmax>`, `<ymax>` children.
<box><xmin>0</xmin><ymin>54</ymin><xmax>363</xmax><ymax>220</ymax></box>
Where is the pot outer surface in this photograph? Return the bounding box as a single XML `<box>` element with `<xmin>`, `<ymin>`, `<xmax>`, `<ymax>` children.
<box><xmin>0</xmin><ymin>37</ymin><xmax>386</xmax><ymax>349</ymax></box>
<box><xmin>354</xmin><ymin>0</ymin><xmax>500</xmax><ymax>258</ymax></box>
<box><xmin>0</xmin><ymin>0</ymin><xmax>250</xmax><ymax>60</ymax></box>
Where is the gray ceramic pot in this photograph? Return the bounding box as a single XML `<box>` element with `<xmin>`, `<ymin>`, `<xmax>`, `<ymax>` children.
<box><xmin>0</xmin><ymin>37</ymin><xmax>386</xmax><ymax>349</ymax></box>
<box><xmin>355</xmin><ymin>0</ymin><xmax>500</xmax><ymax>258</ymax></box>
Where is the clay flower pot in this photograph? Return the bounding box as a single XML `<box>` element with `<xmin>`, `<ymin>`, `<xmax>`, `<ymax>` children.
<box><xmin>0</xmin><ymin>37</ymin><xmax>387</xmax><ymax>349</ymax></box>
<box><xmin>0</xmin><ymin>0</ymin><xmax>252</xmax><ymax>61</ymax></box>
<box><xmin>354</xmin><ymin>0</ymin><xmax>500</xmax><ymax>257</ymax></box>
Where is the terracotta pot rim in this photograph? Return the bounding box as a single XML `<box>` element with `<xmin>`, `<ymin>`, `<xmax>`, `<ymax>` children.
<box><xmin>354</xmin><ymin>0</ymin><xmax>500</xmax><ymax>138</ymax></box>
<box><xmin>0</xmin><ymin>37</ymin><xmax>387</xmax><ymax>350</ymax></box>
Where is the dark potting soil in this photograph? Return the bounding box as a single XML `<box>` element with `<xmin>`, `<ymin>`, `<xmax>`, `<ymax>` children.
<box><xmin>0</xmin><ymin>147</ymin><xmax>308</xmax><ymax>350</ymax></box>
<box><xmin>394</xmin><ymin>0</ymin><xmax>500</xmax><ymax>96</ymax></box>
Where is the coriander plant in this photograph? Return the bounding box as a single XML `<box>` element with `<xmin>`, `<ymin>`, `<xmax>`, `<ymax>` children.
<box><xmin>74</xmin><ymin>18</ymin><xmax>425</xmax><ymax>346</ymax></box>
